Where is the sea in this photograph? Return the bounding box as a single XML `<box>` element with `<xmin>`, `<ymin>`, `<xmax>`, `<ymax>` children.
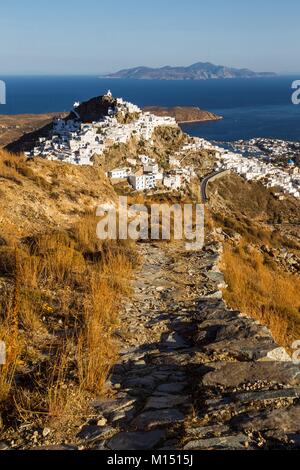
<box><xmin>0</xmin><ymin>75</ymin><xmax>300</xmax><ymax>142</ymax></box>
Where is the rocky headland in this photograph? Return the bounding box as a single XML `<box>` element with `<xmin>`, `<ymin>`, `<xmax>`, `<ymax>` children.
<box><xmin>143</xmin><ymin>106</ymin><xmax>222</xmax><ymax>124</ymax></box>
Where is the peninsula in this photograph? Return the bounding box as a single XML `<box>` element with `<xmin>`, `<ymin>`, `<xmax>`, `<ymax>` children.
<box><xmin>143</xmin><ymin>106</ymin><xmax>222</xmax><ymax>123</ymax></box>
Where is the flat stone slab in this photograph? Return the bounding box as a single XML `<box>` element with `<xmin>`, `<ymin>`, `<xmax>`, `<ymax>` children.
<box><xmin>32</xmin><ymin>445</ymin><xmax>78</xmax><ymax>450</ymax></box>
<box><xmin>205</xmin><ymin>291</ymin><xmax>223</xmax><ymax>300</ymax></box>
<box><xmin>91</xmin><ymin>397</ymin><xmax>136</xmax><ymax>415</ymax></box>
<box><xmin>109</xmin><ymin>405</ymin><xmax>137</xmax><ymax>423</ymax></box>
<box><xmin>206</xmin><ymin>388</ymin><xmax>300</xmax><ymax>410</ymax></box>
<box><xmin>204</xmin><ymin>337</ymin><xmax>278</xmax><ymax>361</ymax></box>
<box><xmin>264</xmin><ymin>347</ymin><xmax>291</xmax><ymax>362</ymax></box>
<box><xmin>0</xmin><ymin>441</ymin><xmax>10</xmax><ymax>450</ymax></box>
<box><xmin>163</xmin><ymin>332</ymin><xmax>188</xmax><ymax>350</ymax></box>
<box><xmin>145</xmin><ymin>394</ymin><xmax>188</xmax><ymax>410</ymax></box>
<box><xmin>231</xmin><ymin>405</ymin><xmax>300</xmax><ymax>433</ymax></box>
<box><xmin>186</xmin><ymin>424</ymin><xmax>229</xmax><ymax>439</ymax></box>
<box><xmin>132</xmin><ymin>408</ymin><xmax>185</xmax><ymax>430</ymax></box>
<box><xmin>107</xmin><ymin>430</ymin><xmax>165</xmax><ymax>450</ymax></box>
<box><xmin>206</xmin><ymin>271</ymin><xmax>225</xmax><ymax>285</ymax></box>
<box><xmin>124</xmin><ymin>376</ymin><xmax>156</xmax><ymax>389</ymax></box>
<box><xmin>156</xmin><ymin>383</ymin><xmax>185</xmax><ymax>394</ymax></box>
<box><xmin>183</xmin><ymin>434</ymin><xmax>249</xmax><ymax>450</ymax></box>
<box><xmin>201</xmin><ymin>362</ymin><xmax>300</xmax><ymax>388</ymax></box>
<box><xmin>77</xmin><ymin>425</ymin><xmax>114</xmax><ymax>442</ymax></box>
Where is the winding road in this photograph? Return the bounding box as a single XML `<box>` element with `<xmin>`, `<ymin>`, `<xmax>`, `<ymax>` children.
<box><xmin>200</xmin><ymin>169</ymin><xmax>230</xmax><ymax>203</ymax></box>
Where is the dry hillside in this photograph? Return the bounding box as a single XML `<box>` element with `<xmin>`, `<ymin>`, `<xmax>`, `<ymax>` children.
<box><xmin>0</xmin><ymin>150</ymin><xmax>137</xmax><ymax>445</ymax></box>
<box><xmin>0</xmin><ymin>113</ymin><xmax>67</xmax><ymax>148</ymax></box>
<box><xmin>208</xmin><ymin>173</ymin><xmax>300</xmax><ymax>349</ymax></box>
<box><xmin>0</xmin><ymin>151</ymin><xmax>117</xmax><ymax>240</ymax></box>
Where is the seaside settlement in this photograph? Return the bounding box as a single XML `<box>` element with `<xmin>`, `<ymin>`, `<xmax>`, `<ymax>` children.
<box><xmin>25</xmin><ymin>91</ymin><xmax>300</xmax><ymax>198</ymax></box>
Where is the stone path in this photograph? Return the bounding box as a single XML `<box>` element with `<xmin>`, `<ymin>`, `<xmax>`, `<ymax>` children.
<box><xmin>32</xmin><ymin>238</ymin><xmax>300</xmax><ymax>450</ymax></box>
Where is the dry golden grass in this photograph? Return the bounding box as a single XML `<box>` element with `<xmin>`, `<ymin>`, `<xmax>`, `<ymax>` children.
<box><xmin>0</xmin><ymin>149</ymin><xmax>53</xmax><ymax>190</ymax></box>
<box><xmin>77</xmin><ymin>278</ymin><xmax>117</xmax><ymax>393</ymax></box>
<box><xmin>222</xmin><ymin>240</ymin><xmax>300</xmax><ymax>349</ymax></box>
<box><xmin>0</xmin><ymin>252</ymin><xmax>23</xmax><ymax>405</ymax></box>
<box><xmin>0</xmin><ymin>212</ymin><xmax>136</xmax><ymax>431</ymax></box>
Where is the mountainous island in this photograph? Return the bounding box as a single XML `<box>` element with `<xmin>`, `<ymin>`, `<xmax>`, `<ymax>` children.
<box><xmin>104</xmin><ymin>61</ymin><xmax>275</xmax><ymax>80</ymax></box>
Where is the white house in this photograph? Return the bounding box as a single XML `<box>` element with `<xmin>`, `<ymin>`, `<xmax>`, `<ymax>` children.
<box><xmin>143</xmin><ymin>163</ymin><xmax>159</xmax><ymax>174</ymax></box>
<box><xmin>129</xmin><ymin>173</ymin><xmax>145</xmax><ymax>191</ymax></box>
<box><xmin>163</xmin><ymin>174</ymin><xmax>182</xmax><ymax>190</ymax></box>
<box><xmin>108</xmin><ymin>168</ymin><xmax>129</xmax><ymax>179</ymax></box>
<box><xmin>127</xmin><ymin>158</ymin><xmax>137</xmax><ymax>166</ymax></box>
<box><xmin>139</xmin><ymin>155</ymin><xmax>150</xmax><ymax>164</ymax></box>
<box><xmin>129</xmin><ymin>172</ymin><xmax>156</xmax><ymax>191</ymax></box>
<box><xmin>144</xmin><ymin>173</ymin><xmax>156</xmax><ymax>189</ymax></box>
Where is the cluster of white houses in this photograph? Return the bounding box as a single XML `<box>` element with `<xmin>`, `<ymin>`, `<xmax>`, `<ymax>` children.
<box><xmin>23</xmin><ymin>91</ymin><xmax>300</xmax><ymax>199</ymax></box>
<box><xmin>107</xmin><ymin>154</ymin><xmax>195</xmax><ymax>191</ymax></box>
<box><xmin>215</xmin><ymin>148</ymin><xmax>300</xmax><ymax>198</ymax></box>
<box><xmin>25</xmin><ymin>91</ymin><xmax>177</xmax><ymax>165</ymax></box>
<box><xmin>238</xmin><ymin>138</ymin><xmax>300</xmax><ymax>160</ymax></box>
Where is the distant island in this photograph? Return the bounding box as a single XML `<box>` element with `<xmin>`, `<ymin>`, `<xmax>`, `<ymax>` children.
<box><xmin>143</xmin><ymin>106</ymin><xmax>222</xmax><ymax>123</ymax></box>
<box><xmin>104</xmin><ymin>61</ymin><xmax>275</xmax><ymax>80</ymax></box>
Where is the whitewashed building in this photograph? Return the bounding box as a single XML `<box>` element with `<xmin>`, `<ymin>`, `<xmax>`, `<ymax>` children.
<box><xmin>129</xmin><ymin>173</ymin><xmax>156</xmax><ymax>191</ymax></box>
<box><xmin>163</xmin><ymin>174</ymin><xmax>182</xmax><ymax>189</ymax></box>
<box><xmin>108</xmin><ymin>168</ymin><xmax>129</xmax><ymax>179</ymax></box>
<box><xmin>143</xmin><ymin>163</ymin><xmax>159</xmax><ymax>174</ymax></box>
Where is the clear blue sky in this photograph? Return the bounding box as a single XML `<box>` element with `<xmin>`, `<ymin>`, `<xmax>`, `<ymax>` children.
<box><xmin>1</xmin><ymin>0</ymin><xmax>299</xmax><ymax>75</ymax></box>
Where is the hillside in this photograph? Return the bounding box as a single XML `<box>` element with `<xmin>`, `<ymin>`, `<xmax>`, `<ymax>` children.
<box><xmin>0</xmin><ymin>150</ymin><xmax>138</xmax><ymax>449</ymax></box>
<box><xmin>1</xmin><ymin>95</ymin><xmax>300</xmax><ymax>450</ymax></box>
<box><xmin>0</xmin><ymin>113</ymin><xmax>67</xmax><ymax>148</ymax></box>
<box><xmin>143</xmin><ymin>106</ymin><xmax>221</xmax><ymax>123</ymax></box>
<box><xmin>105</xmin><ymin>61</ymin><xmax>275</xmax><ymax>80</ymax></box>
<box><xmin>0</xmin><ymin>151</ymin><xmax>116</xmax><ymax>239</ymax></box>
<box><xmin>1</xmin><ymin>149</ymin><xmax>300</xmax><ymax>449</ymax></box>
<box><xmin>207</xmin><ymin>172</ymin><xmax>300</xmax><ymax>348</ymax></box>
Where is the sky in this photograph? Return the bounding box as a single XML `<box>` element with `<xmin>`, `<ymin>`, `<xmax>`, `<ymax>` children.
<box><xmin>0</xmin><ymin>0</ymin><xmax>299</xmax><ymax>75</ymax></box>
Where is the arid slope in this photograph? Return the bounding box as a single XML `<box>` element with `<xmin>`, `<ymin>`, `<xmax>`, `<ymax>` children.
<box><xmin>0</xmin><ymin>151</ymin><xmax>116</xmax><ymax>239</ymax></box>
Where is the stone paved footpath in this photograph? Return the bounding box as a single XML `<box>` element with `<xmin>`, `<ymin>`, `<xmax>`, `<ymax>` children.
<box><xmin>72</xmin><ymin>240</ymin><xmax>300</xmax><ymax>450</ymax></box>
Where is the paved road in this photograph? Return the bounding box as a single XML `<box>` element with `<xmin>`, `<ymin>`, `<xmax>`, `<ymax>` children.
<box><xmin>200</xmin><ymin>169</ymin><xmax>229</xmax><ymax>203</ymax></box>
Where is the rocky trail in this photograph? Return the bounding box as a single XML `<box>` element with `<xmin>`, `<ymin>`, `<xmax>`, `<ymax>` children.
<box><xmin>16</xmin><ymin>237</ymin><xmax>300</xmax><ymax>451</ymax></box>
<box><xmin>65</xmin><ymin>237</ymin><xmax>300</xmax><ymax>451</ymax></box>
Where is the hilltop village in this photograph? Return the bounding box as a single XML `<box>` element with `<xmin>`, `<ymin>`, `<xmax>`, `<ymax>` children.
<box><xmin>214</xmin><ymin>146</ymin><xmax>300</xmax><ymax>199</ymax></box>
<box><xmin>27</xmin><ymin>90</ymin><xmax>176</xmax><ymax>165</ymax></box>
<box><xmin>24</xmin><ymin>91</ymin><xmax>300</xmax><ymax>198</ymax></box>
<box><xmin>25</xmin><ymin>91</ymin><xmax>201</xmax><ymax>192</ymax></box>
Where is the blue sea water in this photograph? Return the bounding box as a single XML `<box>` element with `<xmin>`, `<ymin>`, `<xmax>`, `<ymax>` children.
<box><xmin>0</xmin><ymin>75</ymin><xmax>300</xmax><ymax>142</ymax></box>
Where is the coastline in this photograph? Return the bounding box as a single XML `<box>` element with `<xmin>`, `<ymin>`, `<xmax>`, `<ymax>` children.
<box><xmin>178</xmin><ymin>116</ymin><xmax>223</xmax><ymax>124</ymax></box>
